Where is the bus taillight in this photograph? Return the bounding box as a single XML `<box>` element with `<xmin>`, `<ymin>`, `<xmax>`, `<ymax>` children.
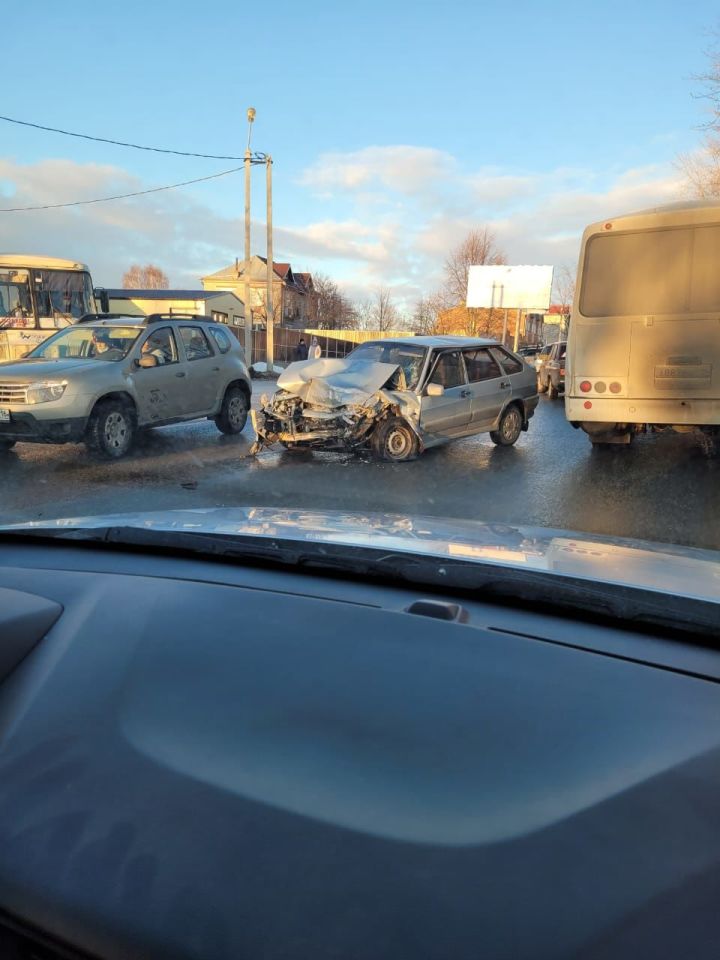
<box><xmin>580</xmin><ymin>380</ymin><xmax>592</xmax><ymax>393</ymax></box>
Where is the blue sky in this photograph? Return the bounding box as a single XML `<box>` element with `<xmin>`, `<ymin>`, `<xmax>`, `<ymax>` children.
<box><xmin>1</xmin><ymin>0</ymin><xmax>717</xmax><ymax>305</ymax></box>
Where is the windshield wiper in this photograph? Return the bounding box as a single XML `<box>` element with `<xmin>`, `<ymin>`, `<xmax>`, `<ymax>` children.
<box><xmin>1</xmin><ymin>525</ymin><xmax>718</xmax><ymax>642</ymax></box>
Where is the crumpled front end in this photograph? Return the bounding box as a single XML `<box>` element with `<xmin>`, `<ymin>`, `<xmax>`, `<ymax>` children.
<box><xmin>250</xmin><ymin>357</ymin><xmax>419</xmax><ymax>454</ymax></box>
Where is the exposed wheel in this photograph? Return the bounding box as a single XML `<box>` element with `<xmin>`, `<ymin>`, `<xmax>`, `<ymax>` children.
<box><xmin>490</xmin><ymin>405</ymin><xmax>523</xmax><ymax>446</ymax></box>
<box><xmin>537</xmin><ymin>375</ymin><xmax>548</xmax><ymax>394</ymax></box>
<box><xmin>85</xmin><ymin>400</ymin><xmax>135</xmax><ymax>459</ymax></box>
<box><xmin>0</xmin><ymin>438</ymin><xmax>16</xmax><ymax>452</ymax></box>
<box><xmin>215</xmin><ymin>385</ymin><xmax>248</xmax><ymax>435</ymax></box>
<box><xmin>548</xmin><ymin>380</ymin><xmax>559</xmax><ymax>399</ymax></box>
<box><xmin>371</xmin><ymin>417</ymin><xmax>419</xmax><ymax>462</ymax></box>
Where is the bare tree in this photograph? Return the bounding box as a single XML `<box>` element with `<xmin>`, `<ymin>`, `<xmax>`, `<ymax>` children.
<box><xmin>678</xmin><ymin>38</ymin><xmax>720</xmax><ymax>198</ymax></box>
<box><xmin>410</xmin><ymin>296</ymin><xmax>438</xmax><ymax>335</ymax></box>
<box><xmin>442</xmin><ymin>227</ymin><xmax>506</xmax><ymax>306</ymax></box>
<box><xmin>122</xmin><ymin>264</ymin><xmax>170</xmax><ymax>289</ymax></box>
<box><xmin>309</xmin><ymin>273</ymin><xmax>357</xmax><ymax>329</ymax></box>
<box><xmin>365</xmin><ymin>287</ymin><xmax>399</xmax><ymax>332</ymax></box>
<box><xmin>553</xmin><ymin>265</ymin><xmax>576</xmax><ymax>335</ymax></box>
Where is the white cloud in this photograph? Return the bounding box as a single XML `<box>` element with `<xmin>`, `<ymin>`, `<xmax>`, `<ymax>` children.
<box><xmin>0</xmin><ymin>151</ymin><xmax>687</xmax><ymax>310</ymax></box>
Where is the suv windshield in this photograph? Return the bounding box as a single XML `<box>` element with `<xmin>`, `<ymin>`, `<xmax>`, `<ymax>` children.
<box><xmin>28</xmin><ymin>326</ymin><xmax>141</xmax><ymax>361</ymax></box>
<box><xmin>347</xmin><ymin>342</ymin><xmax>427</xmax><ymax>390</ymax></box>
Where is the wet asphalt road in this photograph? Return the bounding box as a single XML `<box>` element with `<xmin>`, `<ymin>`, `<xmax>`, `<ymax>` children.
<box><xmin>1</xmin><ymin>395</ymin><xmax>719</xmax><ymax>552</ymax></box>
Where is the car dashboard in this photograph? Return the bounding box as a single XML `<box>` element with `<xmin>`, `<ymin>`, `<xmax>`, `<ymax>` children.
<box><xmin>1</xmin><ymin>539</ymin><xmax>720</xmax><ymax>959</ymax></box>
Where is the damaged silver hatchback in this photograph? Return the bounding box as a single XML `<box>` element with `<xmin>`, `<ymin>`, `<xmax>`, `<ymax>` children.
<box><xmin>251</xmin><ymin>336</ymin><xmax>539</xmax><ymax>461</ymax></box>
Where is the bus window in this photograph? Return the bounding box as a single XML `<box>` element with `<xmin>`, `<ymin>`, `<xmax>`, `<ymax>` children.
<box><xmin>0</xmin><ymin>269</ymin><xmax>32</xmax><ymax>327</ymax></box>
<box><xmin>34</xmin><ymin>270</ymin><xmax>95</xmax><ymax>324</ymax></box>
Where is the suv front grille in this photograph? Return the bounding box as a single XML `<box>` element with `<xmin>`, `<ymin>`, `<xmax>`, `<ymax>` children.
<box><xmin>0</xmin><ymin>382</ymin><xmax>29</xmax><ymax>403</ymax></box>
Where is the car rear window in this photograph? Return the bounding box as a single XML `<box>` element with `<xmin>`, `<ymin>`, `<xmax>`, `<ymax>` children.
<box><xmin>490</xmin><ymin>347</ymin><xmax>524</xmax><ymax>374</ymax></box>
<box><xmin>209</xmin><ymin>326</ymin><xmax>232</xmax><ymax>354</ymax></box>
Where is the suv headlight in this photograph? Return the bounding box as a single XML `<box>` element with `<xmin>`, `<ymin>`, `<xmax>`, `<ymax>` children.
<box><xmin>25</xmin><ymin>380</ymin><xmax>68</xmax><ymax>404</ymax></box>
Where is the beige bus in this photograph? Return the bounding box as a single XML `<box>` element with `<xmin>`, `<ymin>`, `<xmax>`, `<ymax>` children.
<box><xmin>0</xmin><ymin>255</ymin><xmax>99</xmax><ymax>362</ymax></box>
<box><xmin>566</xmin><ymin>200</ymin><xmax>720</xmax><ymax>446</ymax></box>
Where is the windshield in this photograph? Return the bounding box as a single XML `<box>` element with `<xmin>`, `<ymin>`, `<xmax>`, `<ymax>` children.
<box><xmin>27</xmin><ymin>325</ymin><xmax>141</xmax><ymax>361</ymax></box>
<box><xmin>347</xmin><ymin>342</ymin><xmax>427</xmax><ymax>390</ymax></box>
<box><xmin>0</xmin><ymin>269</ymin><xmax>32</xmax><ymax>328</ymax></box>
<box><xmin>33</xmin><ymin>270</ymin><xmax>95</xmax><ymax>322</ymax></box>
<box><xmin>0</xmin><ymin>8</ymin><xmax>718</xmax><ymax>587</ymax></box>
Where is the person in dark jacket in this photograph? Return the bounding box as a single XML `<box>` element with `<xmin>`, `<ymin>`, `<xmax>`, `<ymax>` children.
<box><xmin>294</xmin><ymin>338</ymin><xmax>309</xmax><ymax>361</ymax></box>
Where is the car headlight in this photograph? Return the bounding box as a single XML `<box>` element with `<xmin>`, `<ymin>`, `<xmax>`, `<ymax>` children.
<box><xmin>25</xmin><ymin>380</ymin><xmax>68</xmax><ymax>404</ymax></box>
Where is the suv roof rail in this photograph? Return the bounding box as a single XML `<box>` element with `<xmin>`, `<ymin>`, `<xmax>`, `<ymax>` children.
<box><xmin>77</xmin><ymin>313</ymin><xmax>138</xmax><ymax>323</ymax></box>
<box><xmin>146</xmin><ymin>312</ymin><xmax>214</xmax><ymax>324</ymax></box>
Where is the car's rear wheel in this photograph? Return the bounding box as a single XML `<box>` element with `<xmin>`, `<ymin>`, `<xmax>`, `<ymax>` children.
<box><xmin>548</xmin><ymin>380</ymin><xmax>559</xmax><ymax>399</ymax></box>
<box><xmin>371</xmin><ymin>417</ymin><xmax>419</xmax><ymax>462</ymax></box>
<box><xmin>86</xmin><ymin>400</ymin><xmax>135</xmax><ymax>459</ymax></box>
<box><xmin>490</xmin><ymin>405</ymin><xmax>523</xmax><ymax>446</ymax></box>
<box><xmin>215</xmin><ymin>385</ymin><xmax>248</xmax><ymax>435</ymax></box>
<box><xmin>0</xmin><ymin>438</ymin><xmax>16</xmax><ymax>452</ymax></box>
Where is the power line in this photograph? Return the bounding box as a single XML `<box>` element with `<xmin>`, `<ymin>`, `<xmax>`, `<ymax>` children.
<box><xmin>0</xmin><ymin>166</ymin><xmax>243</xmax><ymax>212</ymax></box>
<box><xmin>0</xmin><ymin>114</ymin><xmax>246</xmax><ymax>160</ymax></box>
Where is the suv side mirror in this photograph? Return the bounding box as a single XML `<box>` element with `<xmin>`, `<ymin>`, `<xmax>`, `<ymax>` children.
<box><xmin>94</xmin><ymin>288</ymin><xmax>110</xmax><ymax>313</ymax></box>
<box><xmin>426</xmin><ymin>383</ymin><xmax>445</xmax><ymax>397</ymax></box>
<box><xmin>137</xmin><ymin>354</ymin><xmax>158</xmax><ymax>369</ymax></box>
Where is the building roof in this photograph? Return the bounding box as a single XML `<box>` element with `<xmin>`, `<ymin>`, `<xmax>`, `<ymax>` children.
<box><xmin>107</xmin><ymin>289</ymin><xmax>238</xmax><ymax>300</ymax></box>
<box><xmin>203</xmin><ymin>257</ymin><xmax>297</xmax><ymax>283</ymax></box>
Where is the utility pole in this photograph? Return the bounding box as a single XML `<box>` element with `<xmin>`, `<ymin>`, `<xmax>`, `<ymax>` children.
<box><xmin>243</xmin><ymin>107</ymin><xmax>255</xmax><ymax>366</ymax></box>
<box><xmin>265</xmin><ymin>156</ymin><xmax>274</xmax><ymax>373</ymax></box>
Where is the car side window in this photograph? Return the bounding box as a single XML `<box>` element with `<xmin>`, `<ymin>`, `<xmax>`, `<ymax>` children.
<box><xmin>180</xmin><ymin>326</ymin><xmax>213</xmax><ymax>361</ymax></box>
<box><xmin>140</xmin><ymin>327</ymin><xmax>178</xmax><ymax>365</ymax></box>
<box><xmin>490</xmin><ymin>347</ymin><xmax>523</xmax><ymax>375</ymax></box>
<box><xmin>209</xmin><ymin>326</ymin><xmax>232</xmax><ymax>354</ymax></box>
<box><xmin>463</xmin><ymin>349</ymin><xmax>502</xmax><ymax>382</ymax></box>
<box><xmin>429</xmin><ymin>351</ymin><xmax>466</xmax><ymax>388</ymax></box>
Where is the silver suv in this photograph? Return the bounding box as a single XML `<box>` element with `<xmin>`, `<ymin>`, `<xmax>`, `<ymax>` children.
<box><xmin>0</xmin><ymin>314</ymin><xmax>252</xmax><ymax>459</ymax></box>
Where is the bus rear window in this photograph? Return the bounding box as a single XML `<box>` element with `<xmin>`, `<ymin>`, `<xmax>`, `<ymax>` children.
<box><xmin>580</xmin><ymin>224</ymin><xmax>720</xmax><ymax>317</ymax></box>
<box><xmin>581</xmin><ymin>224</ymin><xmax>720</xmax><ymax>317</ymax></box>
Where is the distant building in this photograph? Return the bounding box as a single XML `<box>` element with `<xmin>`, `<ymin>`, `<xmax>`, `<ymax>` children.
<box><xmin>106</xmin><ymin>289</ymin><xmax>245</xmax><ymax>329</ymax></box>
<box><xmin>201</xmin><ymin>256</ymin><xmax>313</xmax><ymax>328</ymax></box>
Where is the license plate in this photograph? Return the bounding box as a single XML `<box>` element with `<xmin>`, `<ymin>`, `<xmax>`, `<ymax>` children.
<box><xmin>0</xmin><ymin>409</ymin><xmax>9</xmax><ymax>422</ymax></box>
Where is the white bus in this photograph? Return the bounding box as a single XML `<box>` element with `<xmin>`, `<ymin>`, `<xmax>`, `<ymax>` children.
<box><xmin>0</xmin><ymin>255</ymin><xmax>100</xmax><ymax>362</ymax></box>
<box><xmin>566</xmin><ymin>201</ymin><xmax>720</xmax><ymax>446</ymax></box>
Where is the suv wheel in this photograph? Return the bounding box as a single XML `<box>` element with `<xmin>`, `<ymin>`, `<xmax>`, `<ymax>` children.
<box><xmin>215</xmin><ymin>385</ymin><xmax>248</xmax><ymax>435</ymax></box>
<box><xmin>490</xmin><ymin>405</ymin><xmax>523</xmax><ymax>446</ymax></box>
<box><xmin>86</xmin><ymin>400</ymin><xmax>135</xmax><ymax>459</ymax></box>
<box><xmin>371</xmin><ymin>417</ymin><xmax>419</xmax><ymax>462</ymax></box>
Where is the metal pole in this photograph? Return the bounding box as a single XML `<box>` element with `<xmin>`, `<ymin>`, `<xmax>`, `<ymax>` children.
<box><xmin>513</xmin><ymin>308</ymin><xmax>523</xmax><ymax>352</ymax></box>
<box><xmin>243</xmin><ymin>108</ymin><xmax>255</xmax><ymax>366</ymax></box>
<box><xmin>266</xmin><ymin>156</ymin><xmax>274</xmax><ymax>373</ymax></box>
<box><xmin>244</xmin><ymin>149</ymin><xmax>252</xmax><ymax>365</ymax></box>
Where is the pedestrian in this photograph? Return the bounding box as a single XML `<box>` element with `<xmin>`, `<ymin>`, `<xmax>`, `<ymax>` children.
<box><xmin>310</xmin><ymin>336</ymin><xmax>322</xmax><ymax>360</ymax></box>
<box><xmin>294</xmin><ymin>337</ymin><xmax>309</xmax><ymax>361</ymax></box>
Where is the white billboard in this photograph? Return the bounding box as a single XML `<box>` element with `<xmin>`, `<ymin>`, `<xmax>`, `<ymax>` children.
<box><xmin>467</xmin><ymin>265</ymin><xmax>554</xmax><ymax>311</ymax></box>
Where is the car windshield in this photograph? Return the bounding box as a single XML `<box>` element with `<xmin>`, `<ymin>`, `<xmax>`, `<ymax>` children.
<box><xmin>27</xmin><ymin>326</ymin><xmax>141</xmax><ymax>361</ymax></box>
<box><xmin>346</xmin><ymin>342</ymin><xmax>427</xmax><ymax>390</ymax></box>
<box><xmin>0</xmin><ymin>6</ymin><xmax>716</xmax><ymax>595</ymax></box>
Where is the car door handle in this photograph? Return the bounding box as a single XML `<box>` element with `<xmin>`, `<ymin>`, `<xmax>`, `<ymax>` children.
<box><xmin>500</xmin><ymin>381</ymin><xmax>510</xmax><ymax>389</ymax></box>
<box><xmin>175</xmin><ymin>371</ymin><xmax>186</xmax><ymax>378</ymax></box>
<box><xmin>460</xmin><ymin>389</ymin><xmax>472</xmax><ymax>398</ymax></box>
<box><xmin>212</xmin><ymin>366</ymin><xmax>221</xmax><ymax>372</ymax></box>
